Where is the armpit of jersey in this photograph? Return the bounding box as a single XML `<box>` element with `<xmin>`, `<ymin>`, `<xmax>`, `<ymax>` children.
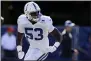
<box><xmin>17</xmin><ymin>14</ymin><xmax>27</xmax><ymax>33</ymax></box>
<box><xmin>40</xmin><ymin>15</ymin><xmax>55</xmax><ymax>33</ymax></box>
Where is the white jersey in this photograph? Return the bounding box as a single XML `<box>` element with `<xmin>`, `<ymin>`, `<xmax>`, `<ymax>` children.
<box><xmin>17</xmin><ymin>14</ymin><xmax>55</xmax><ymax>52</ymax></box>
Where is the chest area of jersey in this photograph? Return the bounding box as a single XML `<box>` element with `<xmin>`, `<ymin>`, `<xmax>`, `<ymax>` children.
<box><xmin>23</xmin><ymin>22</ymin><xmax>48</xmax><ymax>41</ymax></box>
<box><xmin>24</xmin><ymin>22</ymin><xmax>47</xmax><ymax>31</ymax></box>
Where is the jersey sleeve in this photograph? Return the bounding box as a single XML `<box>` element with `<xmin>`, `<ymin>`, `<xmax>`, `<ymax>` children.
<box><xmin>17</xmin><ymin>15</ymin><xmax>25</xmax><ymax>33</ymax></box>
<box><xmin>47</xmin><ymin>17</ymin><xmax>55</xmax><ymax>33</ymax></box>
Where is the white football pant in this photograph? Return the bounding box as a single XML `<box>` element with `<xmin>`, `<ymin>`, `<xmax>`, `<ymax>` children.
<box><xmin>24</xmin><ymin>46</ymin><xmax>49</xmax><ymax>61</ymax></box>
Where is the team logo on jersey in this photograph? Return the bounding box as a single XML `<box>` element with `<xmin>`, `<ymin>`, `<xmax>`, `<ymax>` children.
<box><xmin>42</xmin><ymin>20</ymin><xmax>45</xmax><ymax>21</ymax></box>
<box><xmin>41</xmin><ymin>20</ymin><xmax>45</xmax><ymax>23</ymax></box>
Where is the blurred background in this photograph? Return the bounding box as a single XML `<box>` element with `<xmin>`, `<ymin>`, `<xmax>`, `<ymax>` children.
<box><xmin>1</xmin><ymin>1</ymin><xmax>91</xmax><ymax>61</ymax></box>
<box><xmin>1</xmin><ymin>1</ymin><xmax>91</xmax><ymax>26</ymax></box>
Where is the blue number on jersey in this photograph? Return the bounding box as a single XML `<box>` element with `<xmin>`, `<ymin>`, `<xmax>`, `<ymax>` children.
<box><xmin>25</xmin><ymin>28</ymin><xmax>33</xmax><ymax>39</ymax></box>
<box><xmin>25</xmin><ymin>28</ymin><xmax>43</xmax><ymax>40</ymax></box>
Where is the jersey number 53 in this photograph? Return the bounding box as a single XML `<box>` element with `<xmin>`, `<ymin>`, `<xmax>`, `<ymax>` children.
<box><xmin>25</xmin><ymin>28</ymin><xmax>43</xmax><ymax>40</ymax></box>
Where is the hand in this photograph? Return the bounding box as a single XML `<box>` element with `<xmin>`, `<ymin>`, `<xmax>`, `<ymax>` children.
<box><xmin>47</xmin><ymin>42</ymin><xmax>60</xmax><ymax>53</ymax></box>
<box><xmin>44</xmin><ymin>42</ymin><xmax>60</xmax><ymax>53</ymax></box>
<box><xmin>18</xmin><ymin>51</ymin><xmax>25</xmax><ymax>59</ymax></box>
<box><xmin>47</xmin><ymin>46</ymin><xmax>57</xmax><ymax>53</ymax></box>
<box><xmin>74</xmin><ymin>49</ymin><xmax>78</xmax><ymax>54</ymax></box>
<box><xmin>72</xmin><ymin>49</ymin><xmax>79</xmax><ymax>61</ymax></box>
<box><xmin>17</xmin><ymin>45</ymin><xmax>25</xmax><ymax>59</ymax></box>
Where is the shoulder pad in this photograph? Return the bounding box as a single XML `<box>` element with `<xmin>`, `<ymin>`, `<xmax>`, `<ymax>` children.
<box><xmin>18</xmin><ymin>14</ymin><xmax>26</xmax><ymax>19</ymax></box>
<box><xmin>41</xmin><ymin>15</ymin><xmax>51</xmax><ymax>20</ymax></box>
<box><xmin>40</xmin><ymin>15</ymin><xmax>52</xmax><ymax>24</ymax></box>
<box><xmin>17</xmin><ymin>14</ymin><xmax>27</xmax><ymax>24</ymax></box>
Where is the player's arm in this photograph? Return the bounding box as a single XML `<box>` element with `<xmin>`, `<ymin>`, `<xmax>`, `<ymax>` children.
<box><xmin>46</xmin><ymin>17</ymin><xmax>62</xmax><ymax>53</ymax></box>
<box><xmin>50</xmin><ymin>28</ymin><xmax>62</xmax><ymax>43</ymax></box>
<box><xmin>16</xmin><ymin>16</ymin><xmax>25</xmax><ymax>59</ymax></box>
<box><xmin>17</xmin><ymin>32</ymin><xmax>25</xmax><ymax>59</ymax></box>
<box><xmin>49</xmin><ymin>28</ymin><xmax>62</xmax><ymax>49</ymax></box>
<box><xmin>16</xmin><ymin>32</ymin><xmax>24</xmax><ymax>52</ymax></box>
<box><xmin>17</xmin><ymin>32</ymin><xmax>23</xmax><ymax>46</ymax></box>
<box><xmin>47</xmin><ymin>27</ymin><xmax>62</xmax><ymax>53</ymax></box>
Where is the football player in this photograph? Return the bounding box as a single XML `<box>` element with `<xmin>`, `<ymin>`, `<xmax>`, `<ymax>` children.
<box><xmin>17</xmin><ymin>2</ymin><xmax>62</xmax><ymax>60</ymax></box>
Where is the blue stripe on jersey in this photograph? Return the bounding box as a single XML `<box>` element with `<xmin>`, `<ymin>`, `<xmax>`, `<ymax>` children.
<box><xmin>41</xmin><ymin>53</ymin><xmax>48</xmax><ymax>61</ymax></box>
<box><xmin>37</xmin><ymin>54</ymin><xmax>45</xmax><ymax>61</ymax></box>
<box><xmin>37</xmin><ymin>53</ymin><xmax>48</xmax><ymax>61</ymax></box>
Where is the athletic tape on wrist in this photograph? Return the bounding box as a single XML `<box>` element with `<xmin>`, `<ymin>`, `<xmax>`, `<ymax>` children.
<box><xmin>54</xmin><ymin>42</ymin><xmax>60</xmax><ymax>48</ymax></box>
